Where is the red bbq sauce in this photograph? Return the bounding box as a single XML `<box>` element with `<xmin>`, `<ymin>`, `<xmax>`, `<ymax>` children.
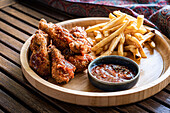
<box><xmin>91</xmin><ymin>64</ymin><xmax>135</xmax><ymax>83</ymax></box>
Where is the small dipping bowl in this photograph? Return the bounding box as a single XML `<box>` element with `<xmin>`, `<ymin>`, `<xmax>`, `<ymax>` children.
<box><xmin>88</xmin><ymin>55</ymin><xmax>140</xmax><ymax>91</ymax></box>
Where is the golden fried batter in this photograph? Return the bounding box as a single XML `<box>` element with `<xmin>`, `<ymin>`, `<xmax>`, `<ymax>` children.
<box><xmin>29</xmin><ymin>32</ymin><xmax>50</xmax><ymax>76</ymax></box>
<box><xmin>50</xmin><ymin>46</ymin><xmax>76</xmax><ymax>83</ymax></box>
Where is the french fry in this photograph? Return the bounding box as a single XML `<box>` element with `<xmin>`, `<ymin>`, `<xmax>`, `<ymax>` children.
<box><xmin>113</xmin><ymin>11</ymin><xmax>137</xmax><ymax>22</ymax></box>
<box><xmin>95</xmin><ymin>48</ymin><xmax>103</xmax><ymax>55</ymax></box>
<box><xmin>108</xmin><ymin>24</ymin><xmax>123</xmax><ymax>32</ymax></box>
<box><xmin>124</xmin><ymin>44</ymin><xmax>136</xmax><ymax>50</ymax></box>
<box><xmin>124</xmin><ymin>29</ymin><xmax>137</xmax><ymax>34</ymax></box>
<box><xmin>101</xmin><ymin>14</ymin><xmax>126</xmax><ymax>31</ymax></box>
<box><xmin>103</xmin><ymin>30</ymin><xmax>109</xmax><ymax>37</ymax></box>
<box><xmin>101</xmin><ymin>34</ymin><xmax>121</xmax><ymax>56</ymax></box>
<box><xmin>126</xmin><ymin>22</ymin><xmax>138</xmax><ymax>31</ymax></box>
<box><xmin>114</xmin><ymin>11</ymin><xmax>147</xmax><ymax>34</ymax></box>
<box><xmin>132</xmin><ymin>48</ymin><xmax>141</xmax><ymax>60</ymax></box>
<box><xmin>109</xmin><ymin>13</ymin><xmax>116</xmax><ymax>19</ymax></box>
<box><xmin>148</xmin><ymin>41</ymin><xmax>156</xmax><ymax>48</ymax></box>
<box><xmin>118</xmin><ymin>33</ymin><xmax>125</xmax><ymax>56</ymax></box>
<box><xmin>126</xmin><ymin>34</ymin><xmax>147</xmax><ymax>58</ymax></box>
<box><xmin>134</xmin><ymin>33</ymin><xmax>144</xmax><ymax>41</ymax></box>
<box><xmin>124</xmin><ymin>45</ymin><xmax>141</xmax><ymax>60</ymax></box>
<box><xmin>92</xmin><ymin>20</ymin><xmax>129</xmax><ymax>51</ymax></box>
<box><xmin>87</xmin><ymin>11</ymin><xmax>156</xmax><ymax>60</ymax></box>
<box><xmin>137</xmin><ymin>15</ymin><xmax>144</xmax><ymax>29</ymax></box>
<box><xmin>85</xmin><ymin>22</ymin><xmax>107</xmax><ymax>32</ymax></box>
<box><xmin>94</xmin><ymin>30</ymin><xmax>103</xmax><ymax>42</ymax></box>
<box><xmin>111</xmin><ymin>51</ymin><xmax>128</xmax><ymax>56</ymax></box>
<box><xmin>137</xmin><ymin>25</ymin><xmax>147</xmax><ymax>34</ymax></box>
<box><xmin>140</xmin><ymin>32</ymin><xmax>155</xmax><ymax>44</ymax></box>
<box><xmin>103</xmin><ymin>42</ymin><xmax>111</xmax><ymax>51</ymax></box>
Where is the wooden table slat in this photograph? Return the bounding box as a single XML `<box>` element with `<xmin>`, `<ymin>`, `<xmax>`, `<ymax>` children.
<box><xmin>0</xmin><ymin>71</ymin><xmax>61</xmax><ymax>113</ymax></box>
<box><xmin>0</xmin><ymin>88</ymin><xmax>31</xmax><ymax>113</ymax></box>
<box><xmin>0</xmin><ymin>21</ymin><xmax>29</xmax><ymax>42</ymax></box>
<box><xmin>153</xmin><ymin>91</ymin><xmax>170</xmax><ymax>107</ymax></box>
<box><xmin>0</xmin><ymin>109</ymin><xmax>5</xmax><ymax>113</ymax></box>
<box><xmin>0</xmin><ymin>43</ymin><xmax>20</xmax><ymax>65</ymax></box>
<box><xmin>89</xmin><ymin>107</ymin><xmax>120</xmax><ymax>113</ymax></box>
<box><xmin>1</xmin><ymin>7</ymin><xmax>39</xmax><ymax>27</ymax></box>
<box><xmin>0</xmin><ymin>31</ymin><xmax>23</xmax><ymax>52</ymax></box>
<box><xmin>0</xmin><ymin>56</ymin><xmax>28</xmax><ymax>83</ymax></box>
<box><xmin>0</xmin><ymin>0</ymin><xmax>16</xmax><ymax>9</ymax></box>
<box><xmin>11</xmin><ymin>4</ymin><xmax>59</xmax><ymax>23</ymax></box>
<box><xmin>0</xmin><ymin>11</ymin><xmax>36</xmax><ymax>35</ymax></box>
<box><xmin>138</xmin><ymin>98</ymin><xmax>170</xmax><ymax>113</ymax></box>
<box><xmin>116</xmin><ymin>104</ymin><xmax>148</xmax><ymax>113</ymax></box>
<box><xmin>165</xmin><ymin>84</ymin><xmax>170</xmax><ymax>92</ymax></box>
<box><xmin>19</xmin><ymin>0</ymin><xmax>74</xmax><ymax>21</ymax></box>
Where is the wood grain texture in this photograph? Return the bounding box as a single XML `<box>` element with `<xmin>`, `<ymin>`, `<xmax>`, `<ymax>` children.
<box><xmin>0</xmin><ymin>72</ymin><xmax>61</xmax><ymax>113</ymax></box>
<box><xmin>0</xmin><ymin>31</ymin><xmax>23</xmax><ymax>52</ymax></box>
<box><xmin>139</xmin><ymin>98</ymin><xmax>170</xmax><ymax>112</ymax></box>
<box><xmin>0</xmin><ymin>109</ymin><xmax>5</xmax><ymax>113</ymax></box>
<box><xmin>0</xmin><ymin>21</ymin><xmax>29</xmax><ymax>42</ymax></box>
<box><xmin>0</xmin><ymin>11</ymin><xmax>36</xmax><ymax>34</ymax></box>
<box><xmin>20</xmin><ymin>18</ymin><xmax>170</xmax><ymax>106</ymax></box>
<box><xmin>0</xmin><ymin>0</ymin><xmax>16</xmax><ymax>8</ymax></box>
<box><xmin>2</xmin><ymin>7</ymin><xmax>39</xmax><ymax>27</ymax></box>
<box><xmin>165</xmin><ymin>85</ymin><xmax>170</xmax><ymax>92</ymax></box>
<box><xmin>153</xmin><ymin>91</ymin><xmax>170</xmax><ymax>106</ymax></box>
<box><xmin>0</xmin><ymin>89</ymin><xmax>31</xmax><ymax>113</ymax></box>
<box><xmin>0</xmin><ymin>43</ymin><xmax>20</xmax><ymax>65</ymax></box>
<box><xmin>117</xmin><ymin>105</ymin><xmax>148</xmax><ymax>113</ymax></box>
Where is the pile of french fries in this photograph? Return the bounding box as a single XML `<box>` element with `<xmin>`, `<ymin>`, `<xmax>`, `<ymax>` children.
<box><xmin>86</xmin><ymin>11</ymin><xmax>156</xmax><ymax>60</ymax></box>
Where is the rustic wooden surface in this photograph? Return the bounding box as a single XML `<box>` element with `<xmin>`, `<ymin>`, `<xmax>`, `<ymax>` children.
<box><xmin>0</xmin><ymin>0</ymin><xmax>169</xmax><ymax>112</ymax></box>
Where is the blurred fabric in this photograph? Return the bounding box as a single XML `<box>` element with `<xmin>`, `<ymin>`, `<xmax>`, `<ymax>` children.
<box><xmin>37</xmin><ymin>0</ymin><xmax>169</xmax><ymax>38</ymax></box>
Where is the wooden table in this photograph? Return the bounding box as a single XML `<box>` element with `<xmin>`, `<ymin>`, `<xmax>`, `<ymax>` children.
<box><xmin>0</xmin><ymin>0</ymin><xmax>169</xmax><ymax>112</ymax></box>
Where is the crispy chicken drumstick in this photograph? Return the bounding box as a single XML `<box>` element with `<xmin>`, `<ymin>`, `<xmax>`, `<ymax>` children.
<box><xmin>50</xmin><ymin>45</ymin><xmax>76</xmax><ymax>83</ymax></box>
<box><xmin>29</xmin><ymin>30</ymin><xmax>50</xmax><ymax>76</ymax></box>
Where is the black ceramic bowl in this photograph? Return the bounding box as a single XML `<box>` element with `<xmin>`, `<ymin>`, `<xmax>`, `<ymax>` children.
<box><xmin>88</xmin><ymin>55</ymin><xmax>140</xmax><ymax>91</ymax></box>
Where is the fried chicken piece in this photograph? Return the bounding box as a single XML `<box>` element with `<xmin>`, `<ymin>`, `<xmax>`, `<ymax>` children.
<box><xmin>39</xmin><ymin>19</ymin><xmax>92</xmax><ymax>54</ymax></box>
<box><xmin>39</xmin><ymin>19</ymin><xmax>74</xmax><ymax>50</ymax></box>
<box><xmin>35</xmin><ymin>30</ymin><xmax>50</xmax><ymax>45</ymax></box>
<box><xmin>69</xmin><ymin>26</ymin><xmax>91</xmax><ymax>54</ymax></box>
<box><xmin>50</xmin><ymin>46</ymin><xmax>76</xmax><ymax>83</ymax></box>
<box><xmin>29</xmin><ymin>33</ymin><xmax>50</xmax><ymax>76</ymax></box>
<box><xmin>67</xmin><ymin>54</ymin><xmax>94</xmax><ymax>72</ymax></box>
<box><xmin>70</xmin><ymin>26</ymin><xmax>87</xmax><ymax>39</ymax></box>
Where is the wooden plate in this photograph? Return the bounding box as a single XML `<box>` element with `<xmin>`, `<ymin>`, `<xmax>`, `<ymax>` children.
<box><xmin>20</xmin><ymin>18</ymin><xmax>170</xmax><ymax>106</ymax></box>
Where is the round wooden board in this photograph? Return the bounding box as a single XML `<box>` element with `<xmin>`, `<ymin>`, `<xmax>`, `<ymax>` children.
<box><xmin>20</xmin><ymin>18</ymin><xmax>170</xmax><ymax>106</ymax></box>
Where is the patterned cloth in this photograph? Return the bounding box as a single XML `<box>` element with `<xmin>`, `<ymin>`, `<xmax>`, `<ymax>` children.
<box><xmin>37</xmin><ymin>0</ymin><xmax>170</xmax><ymax>38</ymax></box>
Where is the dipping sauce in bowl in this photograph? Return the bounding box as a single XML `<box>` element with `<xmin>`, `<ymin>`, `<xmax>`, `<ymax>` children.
<box><xmin>91</xmin><ymin>64</ymin><xmax>135</xmax><ymax>83</ymax></box>
<box><xmin>88</xmin><ymin>55</ymin><xmax>140</xmax><ymax>91</ymax></box>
